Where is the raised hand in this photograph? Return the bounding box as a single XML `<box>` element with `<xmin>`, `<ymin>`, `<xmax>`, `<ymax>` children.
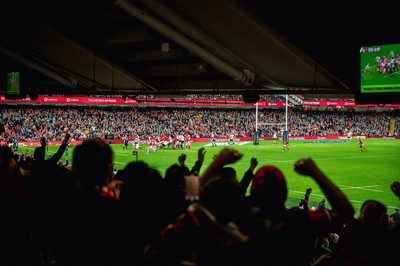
<box><xmin>294</xmin><ymin>157</ymin><xmax>319</xmax><ymax>176</ymax></box>
<box><xmin>390</xmin><ymin>181</ymin><xmax>400</xmax><ymax>199</ymax></box>
<box><xmin>200</xmin><ymin>147</ymin><xmax>243</xmax><ymax>188</ymax></box>
<box><xmin>178</xmin><ymin>153</ymin><xmax>187</xmax><ymax>167</ymax></box>
<box><xmin>214</xmin><ymin>147</ymin><xmax>243</xmax><ymax>165</ymax></box>
<box><xmin>249</xmin><ymin>157</ymin><xmax>258</xmax><ymax>172</ymax></box>
<box><xmin>197</xmin><ymin>147</ymin><xmax>206</xmax><ymax>164</ymax></box>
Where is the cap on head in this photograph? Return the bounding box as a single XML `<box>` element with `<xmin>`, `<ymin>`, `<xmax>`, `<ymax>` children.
<box><xmin>250</xmin><ymin>165</ymin><xmax>287</xmax><ymax>205</ymax></box>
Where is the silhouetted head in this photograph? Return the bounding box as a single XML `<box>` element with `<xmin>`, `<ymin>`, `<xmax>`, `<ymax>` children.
<box><xmin>40</xmin><ymin>137</ymin><xmax>47</xmax><ymax>147</ymax></box>
<box><xmin>72</xmin><ymin>139</ymin><xmax>114</xmax><ymax>188</ymax></box>
<box><xmin>164</xmin><ymin>163</ymin><xmax>186</xmax><ymax>192</ymax></box>
<box><xmin>359</xmin><ymin>199</ymin><xmax>387</xmax><ymax>226</ymax></box>
<box><xmin>119</xmin><ymin>161</ymin><xmax>164</xmax><ymax>202</ymax></box>
<box><xmin>200</xmin><ymin>176</ymin><xmax>246</xmax><ymax>224</ymax></box>
<box><xmin>34</xmin><ymin>146</ymin><xmax>45</xmax><ymax>161</ymax></box>
<box><xmin>250</xmin><ymin>166</ymin><xmax>288</xmax><ymax>208</ymax></box>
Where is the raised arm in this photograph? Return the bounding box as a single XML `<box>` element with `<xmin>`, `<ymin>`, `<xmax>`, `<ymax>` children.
<box><xmin>190</xmin><ymin>147</ymin><xmax>206</xmax><ymax>175</ymax></box>
<box><xmin>294</xmin><ymin>157</ymin><xmax>355</xmax><ymax>224</ymax></box>
<box><xmin>240</xmin><ymin>157</ymin><xmax>258</xmax><ymax>190</ymax></box>
<box><xmin>199</xmin><ymin>147</ymin><xmax>243</xmax><ymax>189</ymax></box>
<box><xmin>49</xmin><ymin>133</ymin><xmax>71</xmax><ymax>165</ymax></box>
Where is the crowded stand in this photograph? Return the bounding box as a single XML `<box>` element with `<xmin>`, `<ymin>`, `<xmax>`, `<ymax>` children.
<box><xmin>1</xmin><ymin>94</ymin><xmax>400</xmax><ymax>266</ymax></box>
<box><xmin>0</xmin><ymin>104</ymin><xmax>398</xmax><ymax>145</ymax></box>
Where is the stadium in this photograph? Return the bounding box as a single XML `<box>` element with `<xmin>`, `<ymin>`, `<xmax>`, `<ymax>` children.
<box><xmin>1</xmin><ymin>1</ymin><xmax>400</xmax><ymax>265</ymax></box>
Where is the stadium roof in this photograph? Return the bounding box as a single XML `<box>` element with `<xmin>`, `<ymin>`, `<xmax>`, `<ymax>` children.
<box><xmin>0</xmin><ymin>1</ymin><xmax>396</xmax><ymax>98</ymax></box>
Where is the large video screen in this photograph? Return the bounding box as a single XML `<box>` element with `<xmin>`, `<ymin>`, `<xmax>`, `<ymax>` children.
<box><xmin>356</xmin><ymin>43</ymin><xmax>400</xmax><ymax>104</ymax></box>
<box><xmin>5</xmin><ymin>71</ymin><xmax>22</xmax><ymax>99</ymax></box>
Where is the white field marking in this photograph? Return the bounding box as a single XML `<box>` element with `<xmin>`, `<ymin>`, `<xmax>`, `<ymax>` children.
<box><xmin>203</xmin><ymin>142</ymin><xmax>276</xmax><ymax>148</ymax></box>
<box><xmin>114</xmin><ymin>152</ymin><xmax>398</xmax><ymax>167</ymax></box>
<box><xmin>289</xmin><ymin>190</ymin><xmax>325</xmax><ymax>198</ymax></box>
<box><xmin>204</xmin><ymin>141</ymin><xmax>250</xmax><ymax>147</ymax></box>
<box><xmin>338</xmin><ymin>184</ymin><xmax>383</xmax><ymax>192</ymax></box>
<box><xmin>114</xmin><ymin>157</ymin><xmax>395</xmax><ymax>208</ymax></box>
<box><xmin>114</xmin><ymin>151</ymin><xmax>396</xmax><ymax>189</ymax></box>
<box><xmin>261</xmin><ymin>154</ymin><xmax>399</xmax><ymax>165</ymax></box>
<box><xmin>113</xmin><ymin>152</ymin><xmax>130</xmax><ymax>156</ymax></box>
<box><xmin>115</xmin><ymin>152</ymin><xmax>400</xmax><ymax>170</ymax></box>
<box><xmin>314</xmin><ymin>154</ymin><xmax>400</xmax><ymax>160</ymax></box>
<box><xmin>204</xmin><ymin>142</ymin><xmax>217</xmax><ymax>147</ymax></box>
<box><xmin>289</xmin><ymin>189</ymin><xmax>365</xmax><ymax>204</ymax></box>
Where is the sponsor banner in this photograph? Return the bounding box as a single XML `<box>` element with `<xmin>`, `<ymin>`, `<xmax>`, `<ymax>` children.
<box><xmin>303</xmin><ymin>100</ymin><xmax>356</xmax><ymax>106</ymax></box>
<box><xmin>0</xmin><ymin>95</ymin><xmax>258</xmax><ymax>107</ymax></box>
<box><xmin>302</xmin><ymin>100</ymin><xmax>400</xmax><ymax>107</ymax></box>
<box><xmin>1</xmin><ymin>95</ymin><xmax>400</xmax><ymax>108</ymax></box>
<box><xmin>0</xmin><ymin>96</ymin><xmax>133</xmax><ymax>105</ymax></box>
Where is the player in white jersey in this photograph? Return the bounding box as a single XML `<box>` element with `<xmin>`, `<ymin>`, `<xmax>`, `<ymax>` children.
<box><xmin>211</xmin><ymin>133</ymin><xmax>217</xmax><ymax>147</ymax></box>
<box><xmin>228</xmin><ymin>133</ymin><xmax>235</xmax><ymax>145</ymax></box>
<box><xmin>133</xmin><ymin>136</ymin><xmax>140</xmax><ymax>150</ymax></box>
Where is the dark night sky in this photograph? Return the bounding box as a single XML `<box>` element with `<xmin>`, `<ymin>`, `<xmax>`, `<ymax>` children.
<box><xmin>239</xmin><ymin>2</ymin><xmax>399</xmax><ymax>91</ymax></box>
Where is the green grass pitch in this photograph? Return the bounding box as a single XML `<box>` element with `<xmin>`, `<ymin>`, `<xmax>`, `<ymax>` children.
<box><xmin>31</xmin><ymin>138</ymin><xmax>400</xmax><ymax>216</ymax></box>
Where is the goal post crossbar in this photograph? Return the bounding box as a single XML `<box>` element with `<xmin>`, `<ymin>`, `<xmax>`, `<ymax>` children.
<box><xmin>258</xmin><ymin>122</ymin><xmax>285</xmax><ymax>126</ymax></box>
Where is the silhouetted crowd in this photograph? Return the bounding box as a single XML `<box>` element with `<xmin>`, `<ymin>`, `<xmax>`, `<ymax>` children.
<box><xmin>1</xmin><ymin>131</ymin><xmax>399</xmax><ymax>266</ymax></box>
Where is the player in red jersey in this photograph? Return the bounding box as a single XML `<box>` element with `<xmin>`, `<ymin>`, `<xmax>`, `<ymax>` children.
<box><xmin>358</xmin><ymin>137</ymin><xmax>367</xmax><ymax>152</ymax></box>
<box><xmin>282</xmin><ymin>139</ymin><xmax>291</xmax><ymax>152</ymax></box>
<box><xmin>185</xmin><ymin>135</ymin><xmax>193</xmax><ymax>150</ymax></box>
